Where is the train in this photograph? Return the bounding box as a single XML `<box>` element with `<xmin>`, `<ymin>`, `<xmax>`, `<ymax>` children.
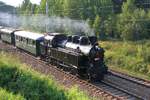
<box><xmin>0</xmin><ymin>26</ymin><xmax>108</xmax><ymax>81</ymax></box>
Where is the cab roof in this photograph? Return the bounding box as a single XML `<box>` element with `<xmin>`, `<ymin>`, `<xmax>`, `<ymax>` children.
<box><xmin>47</xmin><ymin>32</ymin><xmax>61</xmax><ymax>36</ymax></box>
<box><xmin>44</xmin><ymin>35</ymin><xmax>54</xmax><ymax>40</ymax></box>
<box><xmin>14</xmin><ymin>31</ymin><xmax>44</xmax><ymax>40</ymax></box>
<box><xmin>44</xmin><ymin>33</ymin><xmax>62</xmax><ymax>40</ymax></box>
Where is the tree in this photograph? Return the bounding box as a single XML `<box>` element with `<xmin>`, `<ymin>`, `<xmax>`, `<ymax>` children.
<box><xmin>104</xmin><ymin>14</ymin><xmax>118</xmax><ymax>38</ymax></box>
<box><xmin>116</xmin><ymin>0</ymin><xmax>148</xmax><ymax>40</ymax></box>
<box><xmin>39</xmin><ymin>0</ymin><xmax>47</xmax><ymax>14</ymax></box>
<box><xmin>93</xmin><ymin>15</ymin><xmax>101</xmax><ymax>38</ymax></box>
<box><xmin>19</xmin><ymin>0</ymin><xmax>31</xmax><ymax>14</ymax></box>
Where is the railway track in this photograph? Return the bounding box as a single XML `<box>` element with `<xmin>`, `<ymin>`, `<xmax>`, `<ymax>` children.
<box><xmin>103</xmin><ymin>71</ymin><xmax>150</xmax><ymax>99</ymax></box>
<box><xmin>0</xmin><ymin>41</ymin><xmax>150</xmax><ymax>100</ymax></box>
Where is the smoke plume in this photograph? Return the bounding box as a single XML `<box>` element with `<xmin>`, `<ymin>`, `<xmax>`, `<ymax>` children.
<box><xmin>0</xmin><ymin>12</ymin><xmax>94</xmax><ymax>36</ymax></box>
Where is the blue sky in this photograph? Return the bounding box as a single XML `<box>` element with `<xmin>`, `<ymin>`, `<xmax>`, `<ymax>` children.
<box><xmin>0</xmin><ymin>0</ymin><xmax>41</xmax><ymax>7</ymax></box>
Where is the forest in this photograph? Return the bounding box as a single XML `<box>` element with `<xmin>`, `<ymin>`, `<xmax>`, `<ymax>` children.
<box><xmin>18</xmin><ymin>0</ymin><xmax>150</xmax><ymax>41</ymax></box>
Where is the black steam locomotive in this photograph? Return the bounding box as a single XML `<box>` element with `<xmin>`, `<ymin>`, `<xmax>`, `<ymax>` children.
<box><xmin>0</xmin><ymin>27</ymin><xmax>108</xmax><ymax>81</ymax></box>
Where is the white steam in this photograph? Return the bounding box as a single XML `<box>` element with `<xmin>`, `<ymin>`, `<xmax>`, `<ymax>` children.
<box><xmin>0</xmin><ymin>12</ymin><xmax>94</xmax><ymax>36</ymax></box>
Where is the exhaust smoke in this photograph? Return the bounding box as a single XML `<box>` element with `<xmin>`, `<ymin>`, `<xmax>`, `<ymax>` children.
<box><xmin>0</xmin><ymin>12</ymin><xmax>94</xmax><ymax>36</ymax></box>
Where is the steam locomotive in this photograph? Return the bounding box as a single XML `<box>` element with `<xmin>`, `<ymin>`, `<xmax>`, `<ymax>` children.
<box><xmin>0</xmin><ymin>26</ymin><xmax>108</xmax><ymax>81</ymax></box>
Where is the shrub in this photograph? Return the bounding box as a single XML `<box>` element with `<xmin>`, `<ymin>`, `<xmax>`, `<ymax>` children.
<box><xmin>67</xmin><ymin>86</ymin><xmax>90</xmax><ymax>100</ymax></box>
<box><xmin>101</xmin><ymin>40</ymin><xmax>150</xmax><ymax>77</ymax></box>
<box><xmin>0</xmin><ymin>88</ymin><xmax>25</xmax><ymax>100</ymax></box>
<box><xmin>0</xmin><ymin>52</ymin><xmax>91</xmax><ymax>100</ymax></box>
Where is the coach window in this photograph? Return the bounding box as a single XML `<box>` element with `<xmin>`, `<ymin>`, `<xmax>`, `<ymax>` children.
<box><xmin>7</xmin><ymin>34</ymin><xmax>10</xmax><ymax>38</ymax></box>
<box><xmin>26</xmin><ymin>38</ymin><xmax>29</xmax><ymax>44</ymax></box>
<box><xmin>6</xmin><ymin>34</ymin><xmax>8</xmax><ymax>38</ymax></box>
<box><xmin>23</xmin><ymin>38</ymin><xmax>26</xmax><ymax>42</ymax></box>
<box><xmin>23</xmin><ymin>37</ymin><xmax>25</xmax><ymax>43</ymax></box>
<box><xmin>23</xmin><ymin>38</ymin><xmax>25</xmax><ymax>42</ymax></box>
<box><xmin>25</xmin><ymin>38</ymin><xmax>27</xmax><ymax>43</ymax></box>
<box><xmin>17</xmin><ymin>36</ymin><xmax>19</xmax><ymax>41</ymax></box>
<box><xmin>19</xmin><ymin>36</ymin><xmax>21</xmax><ymax>41</ymax></box>
<box><xmin>29</xmin><ymin>39</ymin><xmax>32</xmax><ymax>46</ymax></box>
<box><xmin>16</xmin><ymin>36</ymin><xmax>18</xmax><ymax>40</ymax></box>
<box><xmin>5</xmin><ymin>34</ymin><xmax>7</xmax><ymax>38</ymax></box>
<box><xmin>21</xmin><ymin>37</ymin><xmax>23</xmax><ymax>42</ymax></box>
<box><xmin>32</xmin><ymin>40</ymin><xmax>35</xmax><ymax>45</ymax></box>
<box><xmin>32</xmin><ymin>40</ymin><xmax>36</xmax><ymax>47</ymax></box>
<box><xmin>16</xmin><ymin>36</ymin><xmax>18</xmax><ymax>41</ymax></box>
<box><xmin>18</xmin><ymin>36</ymin><xmax>20</xmax><ymax>41</ymax></box>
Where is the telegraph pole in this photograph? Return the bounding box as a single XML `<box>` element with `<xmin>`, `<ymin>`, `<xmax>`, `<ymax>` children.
<box><xmin>45</xmin><ymin>1</ymin><xmax>49</xmax><ymax>33</ymax></box>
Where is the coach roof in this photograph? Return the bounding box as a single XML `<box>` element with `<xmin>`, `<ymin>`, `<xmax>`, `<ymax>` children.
<box><xmin>0</xmin><ymin>26</ymin><xmax>3</xmax><ymax>29</ymax></box>
<box><xmin>0</xmin><ymin>28</ymin><xmax>16</xmax><ymax>34</ymax></box>
<box><xmin>14</xmin><ymin>31</ymin><xmax>44</xmax><ymax>40</ymax></box>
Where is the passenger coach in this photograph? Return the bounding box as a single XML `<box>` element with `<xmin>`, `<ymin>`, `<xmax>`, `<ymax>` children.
<box><xmin>0</xmin><ymin>28</ymin><xmax>17</xmax><ymax>45</ymax></box>
<box><xmin>0</xmin><ymin>26</ymin><xmax>4</xmax><ymax>39</ymax></box>
<box><xmin>14</xmin><ymin>31</ymin><xmax>44</xmax><ymax>56</ymax></box>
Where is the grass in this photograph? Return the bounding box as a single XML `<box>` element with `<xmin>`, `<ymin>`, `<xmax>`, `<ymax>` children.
<box><xmin>0</xmin><ymin>52</ymin><xmax>97</xmax><ymax>100</ymax></box>
<box><xmin>0</xmin><ymin>88</ymin><xmax>25</xmax><ymax>100</ymax></box>
<box><xmin>100</xmin><ymin>40</ymin><xmax>150</xmax><ymax>80</ymax></box>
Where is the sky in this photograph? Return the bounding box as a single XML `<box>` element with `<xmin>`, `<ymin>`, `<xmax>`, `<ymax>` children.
<box><xmin>0</xmin><ymin>0</ymin><xmax>41</xmax><ymax>7</ymax></box>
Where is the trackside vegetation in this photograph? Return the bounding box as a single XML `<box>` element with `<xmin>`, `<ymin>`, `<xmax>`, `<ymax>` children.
<box><xmin>0</xmin><ymin>88</ymin><xmax>25</xmax><ymax>100</ymax></box>
<box><xmin>101</xmin><ymin>40</ymin><xmax>150</xmax><ymax>80</ymax></box>
<box><xmin>0</xmin><ymin>52</ymin><xmax>93</xmax><ymax>100</ymax></box>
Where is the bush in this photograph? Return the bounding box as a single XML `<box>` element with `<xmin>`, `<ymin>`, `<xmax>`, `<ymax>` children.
<box><xmin>101</xmin><ymin>41</ymin><xmax>150</xmax><ymax>77</ymax></box>
<box><xmin>0</xmin><ymin>52</ymin><xmax>91</xmax><ymax>100</ymax></box>
<box><xmin>67</xmin><ymin>86</ymin><xmax>90</xmax><ymax>100</ymax></box>
<box><xmin>0</xmin><ymin>88</ymin><xmax>25</xmax><ymax>100</ymax></box>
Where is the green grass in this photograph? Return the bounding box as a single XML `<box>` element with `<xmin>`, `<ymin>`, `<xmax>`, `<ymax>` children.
<box><xmin>100</xmin><ymin>40</ymin><xmax>150</xmax><ymax>80</ymax></box>
<box><xmin>0</xmin><ymin>52</ymin><xmax>96</xmax><ymax>100</ymax></box>
<box><xmin>0</xmin><ymin>88</ymin><xmax>25</xmax><ymax>100</ymax></box>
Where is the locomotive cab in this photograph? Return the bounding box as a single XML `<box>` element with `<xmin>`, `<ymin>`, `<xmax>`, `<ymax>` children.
<box><xmin>39</xmin><ymin>33</ymin><xmax>57</xmax><ymax>57</ymax></box>
<box><xmin>40</xmin><ymin>33</ymin><xmax>67</xmax><ymax>59</ymax></box>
